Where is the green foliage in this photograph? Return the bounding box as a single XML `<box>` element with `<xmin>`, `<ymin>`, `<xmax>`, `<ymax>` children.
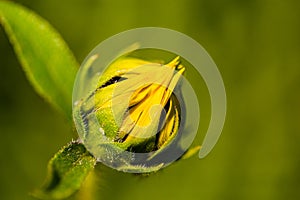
<box><xmin>0</xmin><ymin>1</ymin><xmax>78</xmax><ymax>120</ymax></box>
<box><xmin>0</xmin><ymin>1</ymin><xmax>95</xmax><ymax>199</ymax></box>
<box><xmin>32</xmin><ymin>142</ymin><xmax>96</xmax><ymax>200</ymax></box>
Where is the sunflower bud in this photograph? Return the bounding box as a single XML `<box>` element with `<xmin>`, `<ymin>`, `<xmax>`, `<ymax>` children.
<box><xmin>74</xmin><ymin>55</ymin><xmax>191</xmax><ymax>172</ymax></box>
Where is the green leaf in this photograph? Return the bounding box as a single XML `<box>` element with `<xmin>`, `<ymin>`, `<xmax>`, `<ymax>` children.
<box><xmin>32</xmin><ymin>141</ymin><xmax>96</xmax><ymax>200</ymax></box>
<box><xmin>0</xmin><ymin>1</ymin><xmax>78</xmax><ymax>119</ymax></box>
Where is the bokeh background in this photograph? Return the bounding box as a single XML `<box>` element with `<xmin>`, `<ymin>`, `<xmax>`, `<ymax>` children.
<box><xmin>1</xmin><ymin>0</ymin><xmax>300</xmax><ymax>199</ymax></box>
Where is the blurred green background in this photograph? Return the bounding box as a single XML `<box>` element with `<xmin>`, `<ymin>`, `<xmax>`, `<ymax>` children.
<box><xmin>1</xmin><ymin>0</ymin><xmax>300</xmax><ymax>199</ymax></box>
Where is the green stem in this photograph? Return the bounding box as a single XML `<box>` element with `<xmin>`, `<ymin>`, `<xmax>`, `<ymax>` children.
<box><xmin>76</xmin><ymin>170</ymin><xmax>97</xmax><ymax>200</ymax></box>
